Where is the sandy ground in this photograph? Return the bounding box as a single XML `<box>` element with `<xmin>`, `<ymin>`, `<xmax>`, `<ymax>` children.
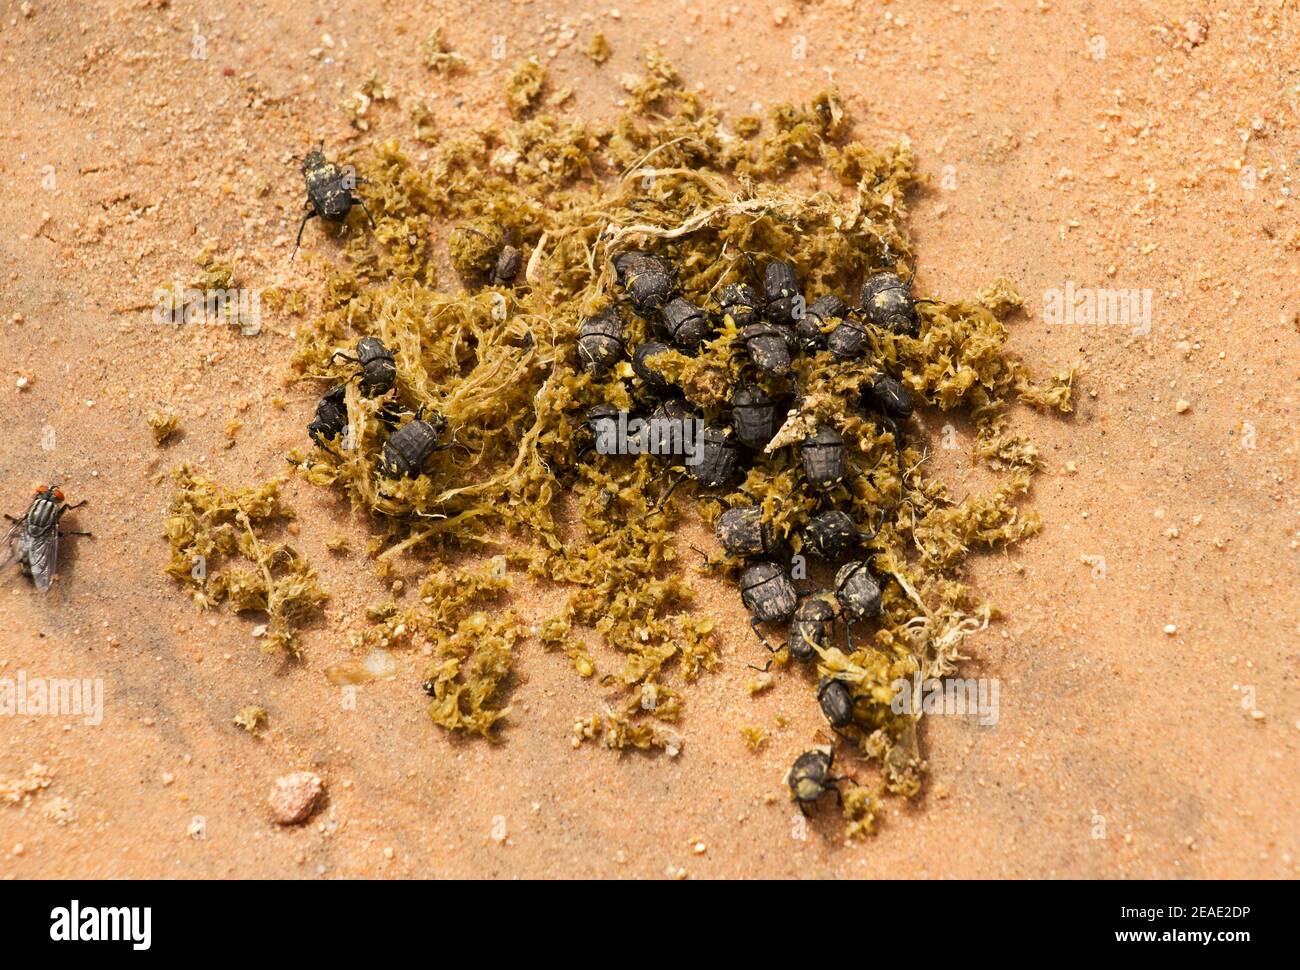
<box><xmin>0</xmin><ymin>0</ymin><xmax>1296</xmax><ymax>879</ymax></box>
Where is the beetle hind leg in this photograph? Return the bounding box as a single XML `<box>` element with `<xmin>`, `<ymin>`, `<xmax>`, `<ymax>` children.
<box><xmin>292</xmin><ymin>209</ymin><xmax>317</xmax><ymax>260</ymax></box>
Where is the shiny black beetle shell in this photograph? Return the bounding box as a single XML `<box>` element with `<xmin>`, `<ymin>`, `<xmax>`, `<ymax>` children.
<box><xmin>381</xmin><ymin>415</ymin><xmax>447</xmax><ymax>478</ymax></box>
<box><xmin>731</xmin><ymin>384</ymin><xmax>780</xmax><ymax>449</ymax></box>
<box><xmin>833</xmin><ymin>560</ymin><xmax>883</xmax><ymax>620</ymax></box>
<box><xmin>860</xmin><ymin>374</ymin><xmax>916</xmax><ymax>421</ymax></box>
<box><xmin>646</xmin><ymin>398</ymin><xmax>696</xmax><ymax>456</ymax></box>
<box><xmin>719</xmin><ymin>282</ymin><xmax>762</xmax><ymax>329</ymax></box>
<box><xmin>740</xmin><ymin>322</ymin><xmax>791</xmax><ymax>377</ymax></box>
<box><xmin>492</xmin><ymin>245</ymin><xmax>522</xmax><ymax>285</ymax></box>
<box><xmin>739</xmin><ymin>561</ymin><xmax>798</xmax><ymax>624</ymax></box>
<box><xmin>307</xmin><ymin>384</ymin><xmax>348</xmax><ymax>447</ymax></box>
<box><xmin>798</xmin><ymin>293</ymin><xmax>847</xmax><ymax>351</ymax></box>
<box><xmin>860</xmin><ymin>271</ymin><xmax>918</xmax><ymax>337</ymax></box>
<box><xmin>827</xmin><ymin>315</ymin><xmax>872</xmax><ymax>360</ymax></box>
<box><xmin>352</xmin><ymin>337</ymin><xmax>397</xmax><ymax>396</ymax></box>
<box><xmin>788</xmin><ymin>593</ymin><xmax>836</xmax><ymax>662</ymax></box>
<box><xmin>800</xmin><ymin>425</ymin><xmax>846</xmax><ymax>486</ymax></box>
<box><xmin>302</xmin><ymin>149</ymin><xmax>358</xmax><ymax>222</ymax></box>
<box><xmin>659</xmin><ymin>297</ymin><xmax>712</xmax><ymax>349</ymax></box>
<box><xmin>803</xmin><ymin>509</ymin><xmax>861</xmax><ymax>560</ymax></box>
<box><xmin>787</xmin><ymin>746</ymin><xmax>834</xmax><ymax>806</ymax></box>
<box><xmin>631</xmin><ymin>341</ymin><xmax>675</xmax><ymax>396</ymax></box>
<box><xmin>577</xmin><ymin>308</ymin><xmax>625</xmax><ymax>376</ymax></box>
<box><xmin>614</xmin><ymin>251</ymin><xmax>677</xmax><ymax>316</ymax></box>
<box><xmin>715</xmin><ymin>505</ymin><xmax>782</xmax><ymax>559</ymax></box>
<box><xmin>585</xmin><ymin>403</ymin><xmax>620</xmax><ymax>438</ymax></box>
<box><xmin>763</xmin><ymin>260</ymin><xmax>802</xmax><ymax>326</ymax></box>
<box><xmin>687</xmin><ymin>425</ymin><xmax>740</xmax><ymax>487</ymax></box>
<box><xmin>818</xmin><ymin>678</ymin><xmax>856</xmax><ymax>729</ymax></box>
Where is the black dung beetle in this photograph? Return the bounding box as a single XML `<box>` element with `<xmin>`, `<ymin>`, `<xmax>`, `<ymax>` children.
<box><xmin>455</xmin><ymin>226</ymin><xmax>523</xmax><ymax>286</ymax></box>
<box><xmin>646</xmin><ymin>398</ymin><xmax>696</xmax><ymax>457</ymax></box>
<box><xmin>308</xmin><ymin>384</ymin><xmax>349</xmax><ymax>447</ymax></box>
<box><xmin>579</xmin><ymin>403</ymin><xmax>621</xmax><ymax>459</ymax></box>
<box><xmin>739</xmin><ymin>560</ymin><xmax>798</xmax><ymax>645</ymax></box>
<box><xmin>817</xmin><ymin>677</ymin><xmax>856</xmax><ymax>730</ymax></box>
<box><xmin>740</xmin><ymin>321</ymin><xmax>792</xmax><ymax>377</ymax></box>
<box><xmin>803</xmin><ymin>509</ymin><xmax>881</xmax><ymax>561</ymax></box>
<box><xmin>586</xmin><ymin>403</ymin><xmax>620</xmax><ymax>435</ymax></box>
<box><xmin>631</xmin><ymin>341</ymin><xmax>675</xmax><ymax>396</ymax></box>
<box><xmin>577</xmin><ymin>308</ymin><xmax>625</xmax><ymax>376</ymax></box>
<box><xmin>860</xmin><ymin>271</ymin><xmax>918</xmax><ymax>337</ymax></box>
<box><xmin>798</xmin><ymin>294</ymin><xmax>847</xmax><ymax>352</ymax></box>
<box><xmin>294</xmin><ymin>147</ymin><xmax>374</xmax><ymax>258</ymax></box>
<box><xmin>786</xmin><ymin>745</ymin><xmax>841</xmax><ymax>813</ymax></box>
<box><xmin>614</xmin><ymin>251</ymin><xmax>677</xmax><ymax>316</ymax></box>
<box><xmin>331</xmin><ymin>337</ymin><xmax>397</xmax><ymax>397</ymax></box>
<box><xmin>659</xmin><ymin>297</ymin><xmax>712</xmax><ymax>349</ymax></box>
<box><xmin>491</xmin><ymin>244</ymin><xmax>522</xmax><ymax>286</ymax></box>
<box><xmin>826</xmin><ymin>313</ymin><xmax>872</xmax><ymax>360</ymax></box>
<box><xmin>378</xmin><ymin>398</ymin><xmax>413</xmax><ymax>431</ymax></box>
<box><xmin>833</xmin><ymin>560</ymin><xmax>883</xmax><ymax>648</ymax></box>
<box><xmin>800</xmin><ymin>424</ymin><xmax>846</xmax><ymax>486</ymax></box>
<box><xmin>381</xmin><ymin>411</ymin><xmax>451</xmax><ymax>478</ymax></box>
<box><xmin>719</xmin><ymin>282</ymin><xmax>763</xmax><ymax>329</ymax></box>
<box><xmin>715</xmin><ymin>505</ymin><xmax>783</xmax><ymax>559</ymax></box>
<box><xmin>731</xmin><ymin>384</ymin><xmax>781</xmax><ymax>449</ymax></box>
<box><xmin>763</xmin><ymin>260</ymin><xmax>803</xmax><ymax>326</ymax></box>
<box><xmin>788</xmin><ymin>592</ymin><xmax>836</xmax><ymax>662</ymax></box>
<box><xmin>686</xmin><ymin>425</ymin><xmax>740</xmax><ymax>487</ymax></box>
<box><xmin>860</xmin><ymin>374</ymin><xmax>916</xmax><ymax>421</ymax></box>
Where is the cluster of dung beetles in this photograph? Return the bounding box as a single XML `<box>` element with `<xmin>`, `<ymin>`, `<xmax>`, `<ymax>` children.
<box><xmin>293</xmin><ymin>145</ymin><xmax>921</xmax><ymax>814</ymax></box>
<box><xmin>306</xmin><ymin>335</ymin><xmax>453</xmax><ymax>479</ymax></box>
<box><xmin>579</xmin><ymin>249</ymin><xmax>925</xmax><ymax>813</ymax></box>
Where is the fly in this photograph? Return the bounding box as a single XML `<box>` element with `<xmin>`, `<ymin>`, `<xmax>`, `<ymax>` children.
<box><xmin>4</xmin><ymin>485</ymin><xmax>90</xmax><ymax>593</ymax></box>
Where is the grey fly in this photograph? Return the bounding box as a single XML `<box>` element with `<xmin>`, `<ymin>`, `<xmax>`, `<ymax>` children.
<box><xmin>4</xmin><ymin>485</ymin><xmax>89</xmax><ymax>593</ymax></box>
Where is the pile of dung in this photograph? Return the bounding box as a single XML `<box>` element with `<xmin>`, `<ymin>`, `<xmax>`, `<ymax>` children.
<box><xmin>189</xmin><ymin>50</ymin><xmax>1070</xmax><ymax>838</ymax></box>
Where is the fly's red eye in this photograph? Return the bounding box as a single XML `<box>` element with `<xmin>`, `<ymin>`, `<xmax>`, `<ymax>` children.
<box><xmin>53</xmin><ymin>489</ymin><xmax>65</xmax><ymax>502</ymax></box>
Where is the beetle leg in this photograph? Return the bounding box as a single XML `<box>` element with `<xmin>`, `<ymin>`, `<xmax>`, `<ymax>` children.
<box><xmin>748</xmin><ymin>615</ymin><xmax>780</xmax><ymax>653</ymax></box>
<box><xmin>355</xmin><ymin>197</ymin><xmax>377</xmax><ymax>229</ymax></box>
<box><xmin>745</xmin><ymin>633</ymin><xmax>782</xmax><ymax>673</ymax></box>
<box><xmin>856</xmin><ymin>507</ymin><xmax>888</xmax><ymax>544</ymax></box>
<box><xmin>641</xmin><ymin>472</ymin><xmax>685</xmax><ymax>521</ymax></box>
<box><xmin>843</xmin><ymin>618</ymin><xmax>854</xmax><ymax>652</ymax></box>
<box><xmin>291</xmin><ymin>209</ymin><xmax>317</xmax><ymax>260</ymax></box>
<box><xmin>687</xmin><ymin>544</ymin><xmax>714</xmax><ymax>567</ymax></box>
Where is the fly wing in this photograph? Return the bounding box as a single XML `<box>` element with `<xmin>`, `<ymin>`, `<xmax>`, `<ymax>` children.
<box><xmin>26</xmin><ymin>526</ymin><xmax>57</xmax><ymax>593</ymax></box>
<box><xmin>1</xmin><ymin>517</ymin><xmax>22</xmax><ymax>569</ymax></box>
